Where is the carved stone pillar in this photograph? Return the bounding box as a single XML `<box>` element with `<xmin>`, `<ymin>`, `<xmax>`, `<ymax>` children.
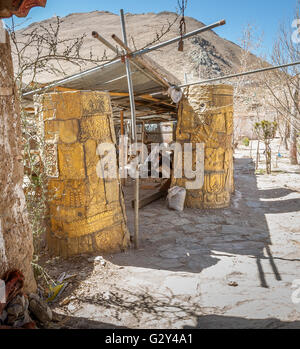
<box><xmin>36</xmin><ymin>91</ymin><xmax>130</xmax><ymax>257</ymax></box>
<box><xmin>172</xmin><ymin>84</ymin><xmax>234</xmax><ymax>209</ymax></box>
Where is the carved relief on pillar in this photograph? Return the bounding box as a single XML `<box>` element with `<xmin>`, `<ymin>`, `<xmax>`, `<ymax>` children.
<box><xmin>36</xmin><ymin>91</ymin><xmax>130</xmax><ymax>257</ymax></box>
<box><xmin>172</xmin><ymin>84</ymin><xmax>234</xmax><ymax>209</ymax></box>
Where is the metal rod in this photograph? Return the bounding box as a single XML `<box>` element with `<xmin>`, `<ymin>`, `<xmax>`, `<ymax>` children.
<box><xmin>121</xmin><ymin>10</ymin><xmax>137</xmax><ymax>141</ymax></box>
<box><xmin>179</xmin><ymin>61</ymin><xmax>300</xmax><ymax>88</ymax></box>
<box><xmin>22</xmin><ymin>18</ymin><xmax>226</xmax><ymax>98</ymax></box>
<box><xmin>120</xmin><ymin>110</ymin><xmax>126</xmax><ymax>187</ymax></box>
<box><xmin>120</xmin><ymin>9</ymin><xmax>140</xmax><ymax>250</ymax></box>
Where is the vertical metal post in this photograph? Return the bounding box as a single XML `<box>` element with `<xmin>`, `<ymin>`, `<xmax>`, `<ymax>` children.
<box><xmin>184</xmin><ymin>72</ymin><xmax>188</xmax><ymax>85</ymax></box>
<box><xmin>120</xmin><ymin>9</ymin><xmax>139</xmax><ymax>249</ymax></box>
<box><xmin>290</xmin><ymin>84</ymin><xmax>299</xmax><ymax>165</ymax></box>
<box><xmin>120</xmin><ymin>110</ymin><xmax>126</xmax><ymax>186</ymax></box>
<box><xmin>120</xmin><ymin>9</ymin><xmax>137</xmax><ymax>140</ymax></box>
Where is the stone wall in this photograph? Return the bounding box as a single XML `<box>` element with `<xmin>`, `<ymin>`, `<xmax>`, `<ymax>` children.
<box><xmin>172</xmin><ymin>84</ymin><xmax>234</xmax><ymax>209</ymax></box>
<box><xmin>0</xmin><ymin>30</ymin><xmax>36</xmax><ymax>292</ymax></box>
<box><xmin>36</xmin><ymin>91</ymin><xmax>130</xmax><ymax>257</ymax></box>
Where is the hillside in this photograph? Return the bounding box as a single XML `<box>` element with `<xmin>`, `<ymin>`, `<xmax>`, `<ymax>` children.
<box><xmin>13</xmin><ymin>10</ymin><xmax>261</xmax><ymax>85</ymax></box>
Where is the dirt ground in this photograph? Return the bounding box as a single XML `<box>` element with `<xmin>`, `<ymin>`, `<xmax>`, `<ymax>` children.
<box><xmin>39</xmin><ymin>140</ymin><xmax>300</xmax><ymax>329</ymax></box>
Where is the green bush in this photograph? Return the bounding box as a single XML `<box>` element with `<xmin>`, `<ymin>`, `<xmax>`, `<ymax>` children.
<box><xmin>242</xmin><ymin>137</ymin><xmax>250</xmax><ymax>147</ymax></box>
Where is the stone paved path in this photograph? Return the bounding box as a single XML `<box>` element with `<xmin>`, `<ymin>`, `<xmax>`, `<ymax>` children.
<box><xmin>47</xmin><ymin>143</ymin><xmax>300</xmax><ymax>329</ymax></box>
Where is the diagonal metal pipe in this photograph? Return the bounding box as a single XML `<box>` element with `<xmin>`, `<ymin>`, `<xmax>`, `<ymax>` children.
<box><xmin>179</xmin><ymin>61</ymin><xmax>300</xmax><ymax>88</ymax></box>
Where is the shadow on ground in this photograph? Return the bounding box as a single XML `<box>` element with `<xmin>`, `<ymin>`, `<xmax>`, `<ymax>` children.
<box><xmin>40</xmin><ymin>156</ymin><xmax>300</xmax><ymax>329</ymax></box>
<box><xmin>186</xmin><ymin>314</ymin><xmax>300</xmax><ymax>329</ymax></box>
<box><xmin>111</xmin><ymin>158</ymin><xmax>300</xmax><ymax>289</ymax></box>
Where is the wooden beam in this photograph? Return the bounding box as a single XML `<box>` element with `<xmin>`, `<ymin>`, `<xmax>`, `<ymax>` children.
<box><xmin>23</xmin><ymin>107</ymin><xmax>35</xmax><ymax>113</ymax></box>
<box><xmin>133</xmin><ymin>99</ymin><xmax>171</xmax><ymax>110</ymax></box>
<box><xmin>116</xmin><ymin>109</ymin><xmax>174</xmax><ymax>118</ymax></box>
<box><xmin>111</xmin><ymin>92</ymin><xmax>175</xmax><ymax>108</ymax></box>
<box><xmin>120</xmin><ymin>110</ymin><xmax>125</xmax><ymax>136</ymax></box>
<box><xmin>52</xmin><ymin>86</ymin><xmax>79</xmax><ymax>93</ymax></box>
<box><xmin>139</xmin><ymin>95</ymin><xmax>175</xmax><ymax>109</ymax></box>
<box><xmin>132</xmin><ymin>189</ymin><xmax>168</xmax><ymax>209</ymax></box>
<box><xmin>110</xmin><ymin>92</ymin><xmax>130</xmax><ymax>97</ymax></box>
<box><xmin>132</xmin><ymin>111</ymin><xmax>168</xmax><ymax>118</ymax></box>
<box><xmin>92</xmin><ymin>31</ymin><xmax>119</xmax><ymax>55</ymax></box>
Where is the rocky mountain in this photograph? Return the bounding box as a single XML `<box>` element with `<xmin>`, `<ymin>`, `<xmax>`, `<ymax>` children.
<box><xmin>12</xmin><ymin>10</ymin><xmax>261</xmax><ymax>85</ymax></box>
<box><xmin>10</xmin><ymin>10</ymin><xmax>271</xmax><ymax>139</ymax></box>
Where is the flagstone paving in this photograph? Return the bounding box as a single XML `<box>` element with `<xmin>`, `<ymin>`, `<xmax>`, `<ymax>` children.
<box><xmin>44</xmin><ymin>143</ymin><xmax>300</xmax><ymax>329</ymax></box>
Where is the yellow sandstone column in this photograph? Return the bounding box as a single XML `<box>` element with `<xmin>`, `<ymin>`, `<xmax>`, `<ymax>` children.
<box><xmin>35</xmin><ymin>91</ymin><xmax>130</xmax><ymax>257</ymax></box>
<box><xmin>172</xmin><ymin>84</ymin><xmax>234</xmax><ymax>209</ymax></box>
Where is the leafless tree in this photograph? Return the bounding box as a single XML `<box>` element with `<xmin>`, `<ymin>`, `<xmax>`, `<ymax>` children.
<box><xmin>260</xmin><ymin>4</ymin><xmax>300</xmax><ymax>164</ymax></box>
<box><xmin>128</xmin><ymin>1</ymin><xmax>187</xmax><ymax>52</ymax></box>
<box><xmin>6</xmin><ymin>16</ymin><xmax>110</xmax><ymax>92</ymax></box>
<box><xmin>254</xmin><ymin>120</ymin><xmax>278</xmax><ymax>174</ymax></box>
<box><xmin>232</xmin><ymin>24</ymin><xmax>265</xmax><ymax>144</ymax></box>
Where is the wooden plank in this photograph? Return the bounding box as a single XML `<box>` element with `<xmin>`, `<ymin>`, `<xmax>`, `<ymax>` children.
<box><xmin>159</xmin><ymin>179</ymin><xmax>171</xmax><ymax>193</ymax></box>
<box><xmin>132</xmin><ymin>189</ymin><xmax>168</xmax><ymax>209</ymax></box>
<box><xmin>111</xmin><ymin>92</ymin><xmax>175</xmax><ymax>108</ymax></box>
<box><xmin>139</xmin><ymin>95</ymin><xmax>175</xmax><ymax>108</ymax></box>
<box><xmin>92</xmin><ymin>31</ymin><xmax>119</xmax><ymax>55</ymax></box>
<box><xmin>114</xmin><ymin>110</ymin><xmax>171</xmax><ymax>119</ymax></box>
<box><xmin>23</xmin><ymin>107</ymin><xmax>35</xmax><ymax>113</ymax></box>
<box><xmin>110</xmin><ymin>92</ymin><xmax>130</xmax><ymax>97</ymax></box>
<box><xmin>53</xmin><ymin>86</ymin><xmax>79</xmax><ymax>92</ymax></box>
<box><xmin>140</xmin><ymin>183</ymin><xmax>161</xmax><ymax>190</ymax></box>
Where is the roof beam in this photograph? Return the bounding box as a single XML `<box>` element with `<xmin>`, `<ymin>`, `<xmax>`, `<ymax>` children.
<box><xmin>110</xmin><ymin>92</ymin><xmax>175</xmax><ymax>109</ymax></box>
<box><xmin>139</xmin><ymin>94</ymin><xmax>175</xmax><ymax>109</ymax></box>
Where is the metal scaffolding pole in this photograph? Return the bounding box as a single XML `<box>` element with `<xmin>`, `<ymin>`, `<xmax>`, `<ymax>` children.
<box><xmin>120</xmin><ymin>9</ymin><xmax>140</xmax><ymax>250</ymax></box>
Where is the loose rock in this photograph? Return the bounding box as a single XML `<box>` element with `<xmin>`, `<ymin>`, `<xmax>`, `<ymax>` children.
<box><xmin>29</xmin><ymin>293</ymin><xmax>53</xmax><ymax>324</ymax></box>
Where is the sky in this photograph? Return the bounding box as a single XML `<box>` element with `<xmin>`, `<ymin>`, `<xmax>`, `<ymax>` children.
<box><xmin>3</xmin><ymin>0</ymin><xmax>299</xmax><ymax>59</ymax></box>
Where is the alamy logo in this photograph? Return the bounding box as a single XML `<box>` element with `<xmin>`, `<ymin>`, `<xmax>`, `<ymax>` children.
<box><xmin>292</xmin><ymin>19</ymin><xmax>300</xmax><ymax>44</ymax></box>
<box><xmin>0</xmin><ymin>280</ymin><xmax>5</xmax><ymax>305</ymax></box>
<box><xmin>291</xmin><ymin>279</ymin><xmax>300</xmax><ymax>304</ymax></box>
<box><xmin>96</xmin><ymin>138</ymin><xmax>205</xmax><ymax>190</ymax></box>
<box><xmin>0</xmin><ymin>20</ymin><xmax>6</xmax><ymax>44</ymax></box>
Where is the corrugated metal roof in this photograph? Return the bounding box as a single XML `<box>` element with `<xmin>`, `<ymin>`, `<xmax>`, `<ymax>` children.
<box><xmin>23</xmin><ymin>54</ymin><xmax>179</xmax><ymax>120</ymax></box>
<box><xmin>58</xmin><ymin>59</ymin><xmax>160</xmax><ymax>95</ymax></box>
